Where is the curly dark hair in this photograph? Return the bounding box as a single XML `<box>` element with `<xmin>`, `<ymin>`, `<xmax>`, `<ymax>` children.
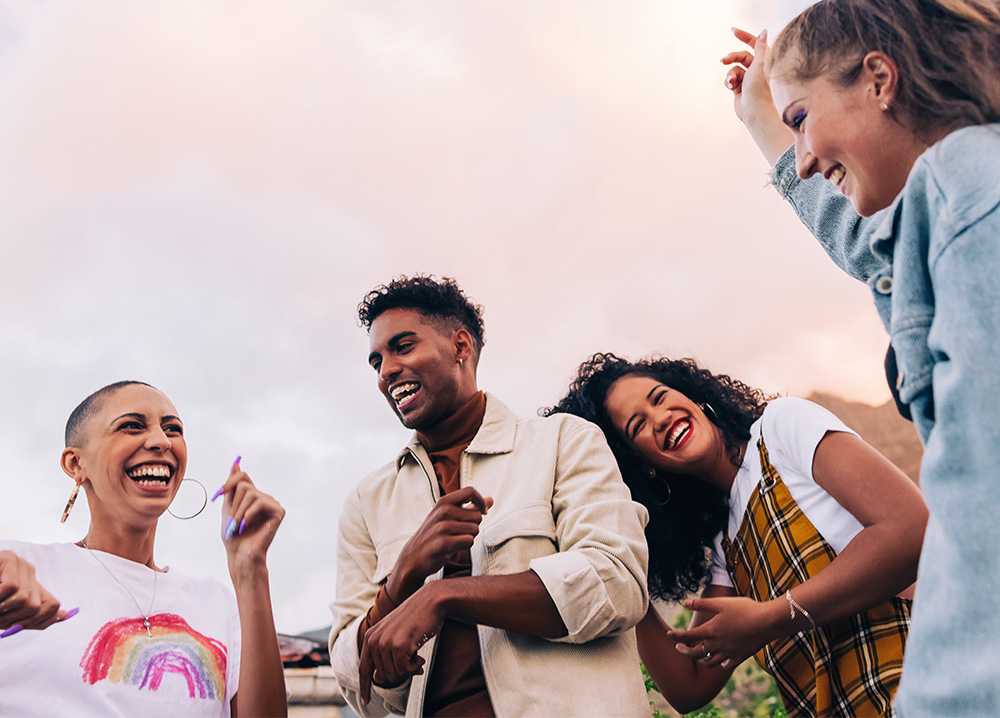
<box><xmin>545</xmin><ymin>353</ymin><xmax>772</xmax><ymax>602</ymax></box>
<box><xmin>357</xmin><ymin>275</ymin><xmax>486</xmax><ymax>360</ymax></box>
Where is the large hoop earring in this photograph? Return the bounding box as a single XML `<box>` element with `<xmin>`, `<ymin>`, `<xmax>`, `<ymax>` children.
<box><xmin>167</xmin><ymin>478</ymin><xmax>208</xmax><ymax>520</ymax></box>
<box><xmin>60</xmin><ymin>483</ymin><xmax>81</xmax><ymax>523</ymax></box>
<box><xmin>647</xmin><ymin>468</ymin><xmax>672</xmax><ymax>506</ymax></box>
<box><xmin>700</xmin><ymin>402</ymin><xmax>719</xmax><ymax>424</ymax></box>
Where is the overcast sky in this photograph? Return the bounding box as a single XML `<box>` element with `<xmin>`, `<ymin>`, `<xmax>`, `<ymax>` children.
<box><xmin>0</xmin><ymin>0</ymin><xmax>888</xmax><ymax>634</ymax></box>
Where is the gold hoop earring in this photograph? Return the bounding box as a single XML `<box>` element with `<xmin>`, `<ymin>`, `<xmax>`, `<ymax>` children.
<box><xmin>166</xmin><ymin>478</ymin><xmax>208</xmax><ymax>520</ymax></box>
<box><xmin>60</xmin><ymin>484</ymin><xmax>80</xmax><ymax>523</ymax></box>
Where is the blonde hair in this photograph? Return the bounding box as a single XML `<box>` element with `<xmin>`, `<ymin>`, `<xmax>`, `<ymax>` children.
<box><xmin>769</xmin><ymin>0</ymin><xmax>1000</xmax><ymax>137</ymax></box>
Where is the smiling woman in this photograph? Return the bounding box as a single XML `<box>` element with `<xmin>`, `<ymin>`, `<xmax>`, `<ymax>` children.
<box><xmin>0</xmin><ymin>381</ymin><xmax>287</xmax><ymax>718</ymax></box>
<box><xmin>548</xmin><ymin>353</ymin><xmax>928</xmax><ymax>717</ymax></box>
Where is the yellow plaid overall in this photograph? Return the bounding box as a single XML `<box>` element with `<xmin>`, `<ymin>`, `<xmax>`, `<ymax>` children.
<box><xmin>722</xmin><ymin>435</ymin><xmax>911</xmax><ymax>717</ymax></box>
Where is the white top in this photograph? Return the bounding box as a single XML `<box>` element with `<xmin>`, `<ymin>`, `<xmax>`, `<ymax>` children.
<box><xmin>710</xmin><ymin>397</ymin><xmax>863</xmax><ymax>587</ymax></box>
<box><xmin>0</xmin><ymin>540</ymin><xmax>240</xmax><ymax>717</ymax></box>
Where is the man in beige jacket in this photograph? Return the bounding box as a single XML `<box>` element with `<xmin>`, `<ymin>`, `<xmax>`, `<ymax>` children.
<box><xmin>329</xmin><ymin>275</ymin><xmax>650</xmax><ymax>717</ymax></box>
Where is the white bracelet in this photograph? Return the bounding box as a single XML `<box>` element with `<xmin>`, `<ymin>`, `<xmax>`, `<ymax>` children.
<box><xmin>785</xmin><ymin>590</ymin><xmax>817</xmax><ymax>631</ymax></box>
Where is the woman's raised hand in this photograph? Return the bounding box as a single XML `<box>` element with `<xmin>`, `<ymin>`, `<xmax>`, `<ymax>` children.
<box><xmin>721</xmin><ymin>28</ymin><xmax>794</xmax><ymax>166</ymax></box>
<box><xmin>0</xmin><ymin>551</ymin><xmax>77</xmax><ymax>636</ymax></box>
<box><xmin>213</xmin><ymin>458</ymin><xmax>285</xmax><ymax>578</ymax></box>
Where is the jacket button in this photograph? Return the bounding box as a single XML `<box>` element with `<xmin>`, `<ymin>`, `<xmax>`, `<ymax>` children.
<box><xmin>875</xmin><ymin>276</ymin><xmax>893</xmax><ymax>294</ymax></box>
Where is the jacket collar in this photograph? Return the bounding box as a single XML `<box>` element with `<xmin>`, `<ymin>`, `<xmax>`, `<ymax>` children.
<box><xmin>870</xmin><ymin>191</ymin><xmax>904</xmax><ymax>260</ymax></box>
<box><xmin>395</xmin><ymin>392</ymin><xmax>516</xmax><ymax>469</ymax></box>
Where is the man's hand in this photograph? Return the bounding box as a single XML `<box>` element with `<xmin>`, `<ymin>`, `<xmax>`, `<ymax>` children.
<box><xmin>385</xmin><ymin>487</ymin><xmax>492</xmax><ymax>603</ymax></box>
<box><xmin>358</xmin><ymin>582</ymin><xmax>446</xmax><ymax>705</ymax></box>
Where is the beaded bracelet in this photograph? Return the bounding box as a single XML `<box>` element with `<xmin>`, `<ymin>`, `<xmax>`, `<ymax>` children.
<box><xmin>785</xmin><ymin>590</ymin><xmax>817</xmax><ymax>631</ymax></box>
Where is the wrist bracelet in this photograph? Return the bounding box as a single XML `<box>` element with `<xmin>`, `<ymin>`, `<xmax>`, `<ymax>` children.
<box><xmin>785</xmin><ymin>590</ymin><xmax>817</xmax><ymax>631</ymax></box>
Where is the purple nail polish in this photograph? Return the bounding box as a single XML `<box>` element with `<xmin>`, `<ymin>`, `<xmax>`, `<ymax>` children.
<box><xmin>225</xmin><ymin>517</ymin><xmax>237</xmax><ymax>539</ymax></box>
<box><xmin>211</xmin><ymin>486</ymin><xmax>225</xmax><ymax>502</ymax></box>
<box><xmin>239</xmin><ymin>518</ymin><xmax>247</xmax><ymax>535</ymax></box>
<box><xmin>1</xmin><ymin>624</ymin><xmax>23</xmax><ymax>639</ymax></box>
<box><xmin>232</xmin><ymin>455</ymin><xmax>242</xmax><ymax>469</ymax></box>
<box><xmin>63</xmin><ymin>607</ymin><xmax>80</xmax><ymax>620</ymax></box>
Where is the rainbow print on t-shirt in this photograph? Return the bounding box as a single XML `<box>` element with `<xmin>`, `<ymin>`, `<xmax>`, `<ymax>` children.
<box><xmin>80</xmin><ymin>613</ymin><xmax>228</xmax><ymax>701</ymax></box>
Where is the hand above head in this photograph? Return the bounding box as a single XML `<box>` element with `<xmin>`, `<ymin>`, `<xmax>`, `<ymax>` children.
<box><xmin>0</xmin><ymin>551</ymin><xmax>78</xmax><ymax>636</ymax></box>
<box><xmin>212</xmin><ymin>457</ymin><xmax>285</xmax><ymax>580</ymax></box>
<box><xmin>384</xmin><ymin>486</ymin><xmax>493</xmax><ymax>603</ymax></box>
<box><xmin>358</xmin><ymin>582</ymin><xmax>446</xmax><ymax>705</ymax></box>
<box><xmin>668</xmin><ymin>595</ymin><xmax>784</xmax><ymax>670</ymax></box>
<box><xmin>721</xmin><ymin>27</ymin><xmax>794</xmax><ymax>166</ymax></box>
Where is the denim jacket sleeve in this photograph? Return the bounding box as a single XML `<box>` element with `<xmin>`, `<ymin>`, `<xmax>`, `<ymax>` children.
<box><xmin>771</xmin><ymin>145</ymin><xmax>890</xmax><ymax>287</ymax></box>
<box><xmin>527</xmin><ymin>418</ymin><xmax>650</xmax><ymax>644</ymax></box>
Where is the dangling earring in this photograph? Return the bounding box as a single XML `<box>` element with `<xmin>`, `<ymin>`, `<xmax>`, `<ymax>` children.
<box><xmin>458</xmin><ymin>358</ymin><xmax>464</xmax><ymax>366</ymax></box>
<box><xmin>166</xmin><ymin>478</ymin><xmax>208</xmax><ymax>520</ymax></box>
<box><xmin>60</xmin><ymin>484</ymin><xmax>80</xmax><ymax>523</ymax></box>
<box><xmin>700</xmin><ymin>402</ymin><xmax>719</xmax><ymax>424</ymax></box>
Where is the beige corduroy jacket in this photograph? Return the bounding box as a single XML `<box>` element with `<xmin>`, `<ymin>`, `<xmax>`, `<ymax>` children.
<box><xmin>329</xmin><ymin>393</ymin><xmax>650</xmax><ymax>718</ymax></box>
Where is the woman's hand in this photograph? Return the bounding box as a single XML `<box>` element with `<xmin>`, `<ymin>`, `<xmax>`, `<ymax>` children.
<box><xmin>721</xmin><ymin>27</ymin><xmax>794</xmax><ymax>165</ymax></box>
<box><xmin>669</xmin><ymin>595</ymin><xmax>785</xmax><ymax>669</ymax></box>
<box><xmin>0</xmin><ymin>551</ymin><xmax>77</xmax><ymax>635</ymax></box>
<box><xmin>213</xmin><ymin>458</ymin><xmax>285</xmax><ymax>580</ymax></box>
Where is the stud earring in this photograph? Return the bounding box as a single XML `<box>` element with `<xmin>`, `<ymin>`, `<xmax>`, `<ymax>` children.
<box><xmin>880</xmin><ymin>102</ymin><xmax>889</xmax><ymax>111</ymax></box>
<box><xmin>458</xmin><ymin>358</ymin><xmax>464</xmax><ymax>366</ymax></box>
<box><xmin>60</xmin><ymin>484</ymin><xmax>80</xmax><ymax>523</ymax></box>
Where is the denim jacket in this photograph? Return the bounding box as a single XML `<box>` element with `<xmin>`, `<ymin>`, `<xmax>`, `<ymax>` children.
<box><xmin>328</xmin><ymin>394</ymin><xmax>650</xmax><ymax>718</ymax></box>
<box><xmin>772</xmin><ymin>124</ymin><xmax>1000</xmax><ymax>716</ymax></box>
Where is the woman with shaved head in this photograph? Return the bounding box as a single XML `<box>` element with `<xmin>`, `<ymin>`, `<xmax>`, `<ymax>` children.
<box><xmin>0</xmin><ymin>380</ymin><xmax>287</xmax><ymax>717</ymax></box>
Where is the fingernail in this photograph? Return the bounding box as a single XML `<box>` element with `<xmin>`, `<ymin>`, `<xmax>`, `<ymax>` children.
<box><xmin>238</xmin><ymin>518</ymin><xmax>247</xmax><ymax>535</ymax></box>
<box><xmin>1</xmin><ymin>624</ymin><xmax>23</xmax><ymax>638</ymax></box>
<box><xmin>211</xmin><ymin>486</ymin><xmax>225</xmax><ymax>502</ymax></box>
<box><xmin>232</xmin><ymin>455</ymin><xmax>242</xmax><ymax>469</ymax></box>
<box><xmin>727</xmin><ymin>78</ymin><xmax>735</xmax><ymax>89</ymax></box>
<box><xmin>759</xmin><ymin>28</ymin><xmax>768</xmax><ymax>42</ymax></box>
<box><xmin>63</xmin><ymin>607</ymin><xmax>80</xmax><ymax>621</ymax></box>
<box><xmin>225</xmin><ymin>517</ymin><xmax>237</xmax><ymax>539</ymax></box>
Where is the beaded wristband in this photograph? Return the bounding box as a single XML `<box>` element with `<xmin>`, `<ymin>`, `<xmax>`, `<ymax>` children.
<box><xmin>785</xmin><ymin>590</ymin><xmax>817</xmax><ymax>631</ymax></box>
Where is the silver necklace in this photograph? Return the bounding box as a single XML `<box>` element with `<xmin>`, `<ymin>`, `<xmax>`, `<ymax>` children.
<box><xmin>80</xmin><ymin>538</ymin><xmax>158</xmax><ymax>638</ymax></box>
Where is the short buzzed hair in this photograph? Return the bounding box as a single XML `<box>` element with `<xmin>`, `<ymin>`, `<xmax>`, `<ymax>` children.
<box><xmin>65</xmin><ymin>380</ymin><xmax>153</xmax><ymax>447</ymax></box>
<box><xmin>357</xmin><ymin>275</ymin><xmax>486</xmax><ymax>357</ymax></box>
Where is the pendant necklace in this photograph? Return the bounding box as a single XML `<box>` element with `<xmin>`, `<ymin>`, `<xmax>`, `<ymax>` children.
<box><xmin>80</xmin><ymin>538</ymin><xmax>158</xmax><ymax>638</ymax></box>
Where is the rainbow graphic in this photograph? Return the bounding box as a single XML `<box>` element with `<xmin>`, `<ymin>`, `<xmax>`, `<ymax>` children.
<box><xmin>80</xmin><ymin>613</ymin><xmax>228</xmax><ymax>701</ymax></box>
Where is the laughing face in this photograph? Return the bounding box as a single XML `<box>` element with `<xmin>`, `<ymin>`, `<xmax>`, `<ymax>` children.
<box><xmin>368</xmin><ymin>307</ymin><xmax>472</xmax><ymax>431</ymax></box>
<box><xmin>63</xmin><ymin>383</ymin><xmax>187</xmax><ymax>525</ymax></box>
<box><xmin>769</xmin><ymin>50</ymin><xmax>928</xmax><ymax>217</ymax></box>
<box><xmin>605</xmin><ymin>374</ymin><xmax>724</xmax><ymax>478</ymax></box>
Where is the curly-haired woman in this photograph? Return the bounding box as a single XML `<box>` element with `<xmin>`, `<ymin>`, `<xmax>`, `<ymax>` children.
<box><xmin>547</xmin><ymin>354</ymin><xmax>927</xmax><ymax>717</ymax></box>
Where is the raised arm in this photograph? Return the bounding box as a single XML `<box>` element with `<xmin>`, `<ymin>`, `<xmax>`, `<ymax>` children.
<box><xmin>723</xmin><ymin>27</ymin><xmax>889</xmax><ymax>286</ymax></box>
<box><xmin>216</xmin><ymin>459</ymin><xmax>288</xmax><ymax>718</ymax></box>
<box><xmin>670</xmin><ymin>431</ymin><xmax>926</xmax><ymax>669</ymax></box>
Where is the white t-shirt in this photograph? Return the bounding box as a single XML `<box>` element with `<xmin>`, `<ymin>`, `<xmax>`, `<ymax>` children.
<box><xmin>710</xmin><ymin>398</ymin><xmax>864</xmax><ymax>587</ymax></box>
<box><xmin>0</xmin><ymin>540</ymin><xmax>241</xmax><ymax>717</ymax></box>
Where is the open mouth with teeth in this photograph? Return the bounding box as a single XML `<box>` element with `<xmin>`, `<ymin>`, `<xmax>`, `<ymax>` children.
<box><xmin>126</xmin><ymin>463</ymin><xmax>174</xmax><ymax>488</ymax></box>
<box><xmin>828</xmin><ymin>165</ymin><xmax>846</xmax><ymax>189</ymax></box>
<box><xmin>389</xmin><ymin>382</ymin><xmax>421</xmax><ymax>412</ymax></box>
<box><xmin>664</xmin><ymin>418</ymin><xmax>692</xmax><ymax>451</ymax></box>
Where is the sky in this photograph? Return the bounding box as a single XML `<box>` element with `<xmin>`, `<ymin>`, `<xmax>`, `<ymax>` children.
<box><xmin>0</xmin><ymin>0</ymin><xmax>890</xmax><ymax>634</ymax></box>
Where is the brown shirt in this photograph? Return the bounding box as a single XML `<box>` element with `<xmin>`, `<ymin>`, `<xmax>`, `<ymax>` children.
<box><xmin>358</xmin><ymin>391</ymin><xmax>494</xmax><ymax>717</ymax></box>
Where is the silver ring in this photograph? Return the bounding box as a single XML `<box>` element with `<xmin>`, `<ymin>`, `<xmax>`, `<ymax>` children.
<box><xmin>706</xmin><ymin>651</ymin><xmax>713</xmax><ymax>659</ymax></box>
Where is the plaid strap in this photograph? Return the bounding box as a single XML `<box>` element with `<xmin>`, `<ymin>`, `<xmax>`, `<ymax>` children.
<box><xmin>722</xmin><ymin>435</ymin><xmax>910</xmax><ymax>717</ymax></box>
